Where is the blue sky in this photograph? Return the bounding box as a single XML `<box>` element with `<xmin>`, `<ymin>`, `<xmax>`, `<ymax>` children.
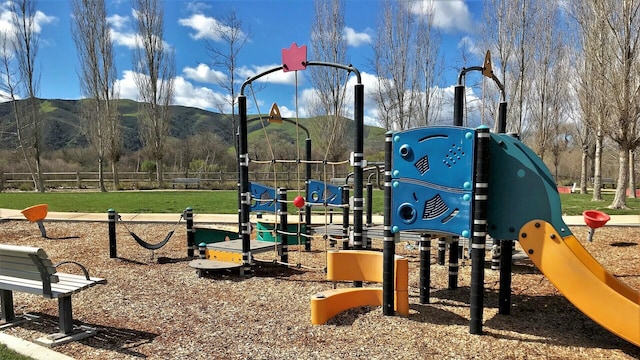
<box><xmin>9</xmin><ymin>0</ymin><xmax>484</xmax><ymax>126</ymax></box>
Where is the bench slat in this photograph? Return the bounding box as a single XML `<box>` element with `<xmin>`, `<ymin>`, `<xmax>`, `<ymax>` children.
<box><xmin>0</xmin><ymin>257</ymin><xmax>56</xmax><ymax>275</ymax></box>
<box><xmin>0</xmin><ymin>274</ymin><xmax>104</xmax><ymax>298</ymax></box>
<box><xmin>0</xmin><ymin>244</ymin><xmax>48</xmax><ymax>259</ymax></box>
<box><xmin>0</xmin><ymin>269</ymin><xmax>58</xmax><ymax>283</ymax></box>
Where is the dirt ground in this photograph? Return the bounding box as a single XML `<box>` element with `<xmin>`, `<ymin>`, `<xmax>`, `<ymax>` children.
<box><xmin>0</xmin><ymin>219</ymin><xmax>638</xmax><ymax>360</ymax></box>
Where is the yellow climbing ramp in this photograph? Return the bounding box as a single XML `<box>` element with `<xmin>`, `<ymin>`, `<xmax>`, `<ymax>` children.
<box><xmin>310</xmin><ymin>250</ymin><xmax>409</xmax><ymax>325</ymax></box>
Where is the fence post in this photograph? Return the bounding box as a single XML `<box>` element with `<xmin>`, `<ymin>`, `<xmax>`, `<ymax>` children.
<box><xmin>76</xmin><ymin>171</ymin><xmax>81</xmax><ymax>189</ymax></box>
<box><xmin>108</xmin><ymin>209</ymin><xmax>117</xmax><ymax>258</ymax></box>
<box><xmin>0</xmin><ymin>171</ymin><xmax>3</xmax><ymax>192</ymax></box>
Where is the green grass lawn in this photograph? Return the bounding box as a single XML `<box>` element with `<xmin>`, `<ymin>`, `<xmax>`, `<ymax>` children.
<box><xmin>0</xmin><ymin>190</ymin><xmax>638</xmax><ymax>216</ymax></box>
<box><xmin>0</xmin><ymin>344</ymin><xmax>33</xmax><ymax>359</ymax></box>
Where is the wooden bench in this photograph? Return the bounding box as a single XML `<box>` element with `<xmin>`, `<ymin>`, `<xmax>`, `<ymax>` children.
<box><xmin>172</xmin><ymin>177</ymin><xmax>201</xmax><ymax>189</ymax></box>
<box><xmin>0</xmin><ymin>244</ymin><xmax>106</xmax><ymax>346</ymax></box>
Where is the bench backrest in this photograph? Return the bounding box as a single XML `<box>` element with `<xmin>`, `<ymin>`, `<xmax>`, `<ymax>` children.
<box><xmin>0</xmin><ymin>244</ymin><xmax>58</xmax><ymax>297</ymax></box>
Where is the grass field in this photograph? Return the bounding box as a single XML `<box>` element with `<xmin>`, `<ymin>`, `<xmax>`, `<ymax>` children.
<box><xmin>0</xmin><ymin>189</ymin><xmax>639</xmax><ymax>216</ymax></box>
<box><xmin>0</xmin><ymin>344</ymin><xmax>32</xmax><ymax>360</ymax></box>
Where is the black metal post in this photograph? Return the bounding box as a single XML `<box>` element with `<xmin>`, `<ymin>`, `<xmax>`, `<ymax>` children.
<box><xmin>499</xmin><ymin>240</ymin><xmax>513</xmax><ymax>315</ymax></box>
<box><xmin>353</xmin><ymin>83</ymin><xmax>365</xmax><ymax>254</ymax></box>
<box><xmin>454</xmin><ymin>84</ymin><xmax>465</xmax><ymax>127</ymax></box>
<box><xmin>108</xmin><ymin>208</ymin><xmax>117</xmax><ymax>259</ymax></box>
<box><xmin>0</xmin><ymin>290</ymin><xmax>14</xmax><ymax>321</ymax></box>
<box><xmin>383</xmin><ymin>132</ymin><xmax>395</xmax><ymax>315</ymax></box>
<box><xmin>498</xmin><ymin>122</ymin><xmax>515</xmax><ymax>315</ymax></box>
<box><xmin>278</xmin><ymin>188</ymin><xmax>288</xmax><ymax>264</ymax></box>
<box><xmin>437</xmin><ymin>237</ymin><xmax>446</xmax><ymax>265</ymax></box>
<box><xmin>305</xmin><ymin>138</ymin><xmax>312</xmax><ymax>251</ymax></box>
<box><xmin>341</xmin><ymin>186</ymin><xmax>349</xmax><ymax>249</ymax></box>
<box><xmin>498</xmin><ymin>101</ymin><xmax>507</xmax><ymax>134</ymax></box>
<box><xmin>419</xmin><ymin>233</ymin><xmax>431</xmax><ymax>304</ymax></box>
<box><xmin>448</xmin><ymin>236</ymin><xmax>459</xmax><ymax>290</ymax></box>
<box><xmin>366</xmin><ymin>180</ymin><xmax>373</xmax><ymax>227</ymax></box>
<box><xmin>491</xmin><ymin>238</ymin><xmax>501</xmax><ymax>270</ymax></box>
<box><xmin>185</xmin><ymin>207</ymin><xmax>194</xmax><ymax>258</ymax></box>
<box><xmin>470</xmin><ymin>125</ymin><xmax>490</xmax><ymax>335</ymax></box>
<box><xmin>238</xmin><ymin>95</ymin><xmax>252</xmax><ymax>276</ymax></box>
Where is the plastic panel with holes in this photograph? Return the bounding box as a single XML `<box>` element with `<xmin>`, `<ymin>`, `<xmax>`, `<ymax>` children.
<box><xmin>391</xmin><ymin>126</ymin><xmax>475</xmax><ymax>237</ymax></box>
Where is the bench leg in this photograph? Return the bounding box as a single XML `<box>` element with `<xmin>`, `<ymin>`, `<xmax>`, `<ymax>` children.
<box><xmin>58</xmin><ymin>296</ymin><xmax>73</xmax><ymax>334</ymax></box>
<box><xmin>0</xmin><ymin>290</ymin><xmax>15</xmax><ymax>322</ymax></box>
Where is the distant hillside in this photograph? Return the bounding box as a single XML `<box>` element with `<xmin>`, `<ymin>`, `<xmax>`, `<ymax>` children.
<box><xmin>0</xmin><ymin>98</ymin><xmax>385</xmax><ymax>155</ymax></box>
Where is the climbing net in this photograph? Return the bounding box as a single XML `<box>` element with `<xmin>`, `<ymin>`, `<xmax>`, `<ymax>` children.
<box><xmin>245</xmin><ymin>78</ymin><xmax>352</xmax><ymax>271</ymax></box>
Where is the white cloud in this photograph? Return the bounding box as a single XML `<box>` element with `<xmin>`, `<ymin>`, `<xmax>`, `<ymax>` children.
<box><xmin>107</xmin><ymin>14</ymin><xmax>129</xmax><ymax>30</ymax></box>
<box><xmin>172</xmin><ymin>75</ymin><xmax>228</xmax><ymax>110</ymax></box>
<box><xmin>110</xmin><ymin>10</ymin><xmax>171</xmax><ymax>50</ymax></box>
<box><xmin>236</xmin><ymin>64</ymin><xmax>298</xmax><ymax>85</ymax></box>
<box><xmin>410</xmin><ymin>0</ymin><xmax>475</xmax><ymax>33</ymax></box>
<box><xmin>110</xmin><ymin>28</ymin><xmax>137</xmax><ymax>49</ymax></box>
<box><xmin>0</xmin><ymin>3</ymin><xmax>56</xmax><ymax>36</ymax></box>
<box><xmin>114</xmin><ymin>70</ymin><xmax>139</xmax><ymax>101</ymax></box>
<box><xmin>457</xmin><ymin>35</ymin><xmax>484</xmax><ymax>58</ymax></box>
<box><xmin>115</xmin><ymin>70</ymin><xmax>229</xmax><ymax>112</ymax></box>
<box><xmin>179</xmin><ymin>13</ymin><xmax>247</xmax><ymax>43</ymax></box>
<box><xmin>183</xmin><ymin>63</ymin><xmax>227</xmax><ymax>84</ymax></box>
<box><xmin>343</xmin><ymin>26</ymin><xmax>371</xmax><ymax>47</ymax></box>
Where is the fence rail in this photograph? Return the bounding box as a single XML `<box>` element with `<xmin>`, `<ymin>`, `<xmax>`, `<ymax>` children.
<box><xmin>0</xmin><ymin>171</ymin><xmax>354</xmax><ymax>190</ymax></box>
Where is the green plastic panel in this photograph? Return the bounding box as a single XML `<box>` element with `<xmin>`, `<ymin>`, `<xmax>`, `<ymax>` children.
<box><xmin>486</xmin><ymin>133</ymin><xmax>571</xmax><ymax>240</ymax></box>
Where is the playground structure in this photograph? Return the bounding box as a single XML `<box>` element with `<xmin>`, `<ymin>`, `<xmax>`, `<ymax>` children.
<box><xmin>101</xmin><ymin>44</ymin><xmax>637</xmax><ymax>347</ymax></box>
<box><xmin>377</xmin><ymin>52</ymin><xmax>639</xmax><ymax>346</ymax></box>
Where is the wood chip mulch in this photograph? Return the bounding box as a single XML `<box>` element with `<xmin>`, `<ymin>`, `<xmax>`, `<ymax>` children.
<box><xmin>0</xmin><ymin>220</ymin><xmax>638</xmax><ymax>360</ymax></box>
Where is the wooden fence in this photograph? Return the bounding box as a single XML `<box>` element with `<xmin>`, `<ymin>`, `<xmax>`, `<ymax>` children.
<box><xmin>0</xmin><ymin>171</ymin><xmax>351</xmax><ymax>190</ymax></box>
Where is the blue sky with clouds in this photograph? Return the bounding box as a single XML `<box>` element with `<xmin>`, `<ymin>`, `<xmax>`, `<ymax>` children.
<box><xmin>5</xmin><ymin>0</ymin><xmax>484</xmax><ymax>126</ymax></box>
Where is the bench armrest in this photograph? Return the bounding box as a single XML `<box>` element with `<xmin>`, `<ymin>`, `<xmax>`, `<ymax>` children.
<box><xmin>53</xmin><ymin>260</ymin><xmax>91</xmax><ymax>280</ymax></box>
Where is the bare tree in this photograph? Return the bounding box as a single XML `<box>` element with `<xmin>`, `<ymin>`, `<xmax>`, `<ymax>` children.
<box><xmin>0</xmin><ymin>32</ymin><xmax>36</xmax><ymax>187</ymax></box>
<box><xmin>308</xmin><ymin>0</ymin><xmax>350</xmax><ymax>171</ymax></box>
<box><xmin>599</xmin><ymin>0</ymin><xmax>640</xmax><ymax>209</ymax></box>
<box><xmin>414</xmin><ymin>4</ymin><xmax>444</xmax><ymax>127</ymax></box>
<box><xmin>132</xmin><ymin>0</ymin><xmax>175</xmax><ymax>186</ymax></box>
<box><xmin>571</xmin><ymin>1</ymin><xmax>610</xmax><ymax>201</ymax></box>
<box><xmin>527</xmin><ymin>2</ymin><xmax>569</xmax><ymax>161</ymax></box>
<box><xmin>10</xmin><ymin>0</ymin><xmax>44</xmax><ymax>192</ymax></box>
<box><xmin>482</xmin><ymin>0</ymin><xmax>536</xmax><ymax>137</ymax></box>
<box><xmin>573</xmin><ymin>0</ymin><xmax>640</xmax><ymax>208</ymax></box>
<box><xmin>206</xmin><ymin>11</ymin><xmax>250</xmax><ymax>161</ymax></box>
<box><xmin>371</xmin><ymin>0</ymin><xmax>421</xmax><ymax>131</ymax></box>
<box><xmin>71</xmin><ymin>0</ymin><xmax>121</xmax><ymax>192</ymax></box>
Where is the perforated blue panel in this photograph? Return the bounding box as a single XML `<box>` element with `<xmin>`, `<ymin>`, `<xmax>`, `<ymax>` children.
<box><xmin>391</xmin><ymin>126</ymin><xmax>475</xmax><ymax>237</ymax></box>
<box><xmin>306</xmin><ymin>180</ymin><xmax>343</xmax><ymax>205</ymax></box>
<box><xmin>250</xmin><ymin>182</ymin><xmax>277</xmax><ymax>213</ymax></box>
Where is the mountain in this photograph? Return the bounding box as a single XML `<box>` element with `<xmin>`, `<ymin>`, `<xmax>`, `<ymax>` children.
<box><xmin>0</xmin><ymin>98</ymin><xmax>385</xmax><ymax>156</ymax></box>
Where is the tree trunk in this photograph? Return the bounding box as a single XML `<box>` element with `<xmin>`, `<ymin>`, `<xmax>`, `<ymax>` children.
<box><xmin>592</xmin><ymin>129</ymin><xmax>603</xmax><ymax>201</ymax></box>
<box><xmin>629</xmin><ymin>150</ymin><xmax>636</xmax><ymax>198</ymax></box>
<box><xmin>98</xmin><ymin>157</ymin><xmax>107</xmax><ymax>192</ymax></box>
<box><xmin>35</xmin><ymin>157</ymin><xmax>44</xmax><ymax>193</ymax></box>
<box><xmin>610</xmin><ymin>147</ymin><xmax>629</xmax><ymax>209</ymax></box>
<box><xmin>112</xmin><ymin>161</ymin><xmax>120</xmax><ymax>190</ymax></box>
<box><xmin>580</xmin><ymin>147</ymin><xmax>589</xmax><ymax>194</ymax></box>
<box><xmin>156</xmin><ymin>158</ymin><xmax>164</xmax><ymax>187</ymax></box>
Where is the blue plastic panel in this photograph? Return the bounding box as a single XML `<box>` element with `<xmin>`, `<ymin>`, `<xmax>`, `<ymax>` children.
<box><xmin>391</xmin><ymin>126</ymin><xmax>475</xmax><ymax>237</ymax></box>
<box><xmin>250</xmin><ymin>182</ymin><xmax>277</xmax><ymax>213</ymax></box>
<box><xmin>306</xmin><ymin>180</ymin><xmax>343</xmax><ymax>205</ymax></box>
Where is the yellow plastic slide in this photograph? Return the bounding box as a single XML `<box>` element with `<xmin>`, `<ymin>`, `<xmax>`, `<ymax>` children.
<box><xmin>519</xmin><ymin>220</ymin><xmax>640</xmax><ymax>347</ymax></box>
